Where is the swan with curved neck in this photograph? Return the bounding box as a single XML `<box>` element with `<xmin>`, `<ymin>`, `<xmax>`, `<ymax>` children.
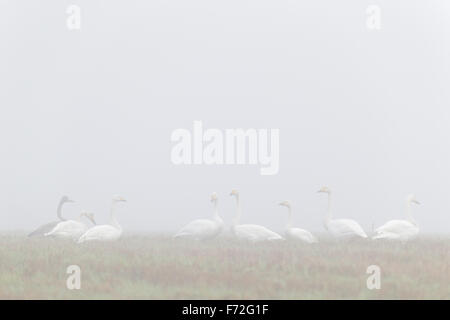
<box><xmin>230</xmin><ymin>190</ymin><xmax>283</xmax><ymax>242</ymax></box>
<box><xmin>78</xmin><ymin>195</ymin><xmax>126</xmax><ymax>243</ymax></box>
<box><xmin>279</xmin><ymin>201</ymin><xmax>317</xmax><ymax>243</ymax></box>
<box><xmin>373</xmin><ymin>194</ymin><xmax>420</xmax><ymax>241</ymax></box>
<box><xmin>318</xmin><ymin>187</ymin><xmax>367</xmax><ymax>239</ymax></box>
<box><xmin>28</xmin><ymin>196</ymin><xmax>75</xmax><ymax>237</ymax></box>
<box><xmin>45</xmin><ymin>211</ymin><xmax>96</xmax><ymax>241</ymax></box>
<box><xmin>174</xmin><ymin>192</ymin><xmax>224</xmax><ymax>240</ymax></box>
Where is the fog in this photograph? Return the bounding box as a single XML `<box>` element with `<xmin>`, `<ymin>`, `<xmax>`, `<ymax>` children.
<box><xmin>0</xmin><ymin>1</ymin><xmax>449</xmax><ymax>234</ymax></box>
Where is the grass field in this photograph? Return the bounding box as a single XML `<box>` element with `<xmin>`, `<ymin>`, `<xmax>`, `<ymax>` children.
<box><xmin>0</xmin><ymin>234</ymin><xmax>448</xmax><ymax>299</ymax></box>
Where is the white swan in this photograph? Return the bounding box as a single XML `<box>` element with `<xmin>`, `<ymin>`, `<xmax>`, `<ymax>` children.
<box><xmin>230</xmin><ymin>190</ymin><xmax>283</xmax><ymax>242</ymax></box>
<box><xmin>279</xmin><ymin>201</ymin><xmax>317</xmax><ymax>243</ymax></box>
<box><xmin>174</xmin><ymin>192</ymin><xmax>224</xmax><ymax>240</ymax></box>
<box><xmin>28</xmin><ymin>196</ymin><xmax>74</xmax><ymax>237</ymax></box>
<box><xmin>78</xmin><ymin>195</ymin><xmax>126</xmax><ymax>243</ymax></box>
<box><xmin>45</xmin><ymin>211</ymin><xmax>96</xmax><ymax>241</ymax></box>
<box><xmin>373</xmin><ymin>194</ymin><xmax>420</xmax><ymax>241</ymax></box>
<box><xmin>318</xmin><ymin>187</ymin><xmax>368</xmax><ymax>239</ymax></box>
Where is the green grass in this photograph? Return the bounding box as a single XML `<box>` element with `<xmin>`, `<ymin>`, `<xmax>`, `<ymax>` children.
<box><xmin>0</xmin><ymin>234</ymin><xmax>448</xmax><ymax>299</ymax></box>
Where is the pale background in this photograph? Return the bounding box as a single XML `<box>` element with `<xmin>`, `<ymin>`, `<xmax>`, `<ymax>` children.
<box><xmin>0</xmin><ymin>1</ymin><xmax>449</xmax><ymax>234</ymax></box>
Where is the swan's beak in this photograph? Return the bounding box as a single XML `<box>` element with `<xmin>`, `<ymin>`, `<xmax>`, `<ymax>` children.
<box><xmin>67</xmin><ymin>199</ymin><xmax>75</xmax><ymax>203</ymax></box>
<box><xmin>412</xmin><ymin>199</ymin><xmax>420</xmax><ymax>205</ymax></box>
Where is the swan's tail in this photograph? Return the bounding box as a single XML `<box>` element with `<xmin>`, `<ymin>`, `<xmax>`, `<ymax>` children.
<box><xmin>44</xmin><ymin>230</ymin><xmax>55</xmax><ymax>237</ymax></box>
<box><xmin>357</xmin><ymin>230</ymin><xmax>368</xmax><ymax>238</ymax></box>
<box><xmin>77</xmin><ymin>235</ymin><xmax>87</xmax><ymax>244</ymax></box>
<box><xmin>173</xmin><ymin>232</ymin><xmax>189</xmax><ymax>239</ymax></box>
<box><xmin>372</xmin><ymin>232</ymin><xmax>394</xmax><ymax>240</ymax></box>
<box><xmin>27</xmin><ymin>230</ymin><xmax>42</xmax><ymax>238</ymax></box>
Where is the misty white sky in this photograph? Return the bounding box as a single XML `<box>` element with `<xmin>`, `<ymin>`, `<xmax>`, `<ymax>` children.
<box><xmin>0</xmin><ymin>1</ymin><xmax>449</xmax><ymax>234</ymax></box>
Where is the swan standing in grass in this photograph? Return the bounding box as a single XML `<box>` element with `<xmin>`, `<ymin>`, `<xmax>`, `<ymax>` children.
<box><xmin>373</xmin><ymin>194</ymin><xmax>420</xmax><ymax>241</ymax></box>
<box><xmin>45</xmin><ymin>211</ymin><xmax>96</xmax><ymax>241</ymax></box>
<box><xmin>174</xmin><ymin>192</ymin><xmax>224</xmax><ymax>240</ymax></box>
<box><xmin>279</xmin><ymin>201</ymin><xmax>317</xmax><ymax>243</ymax></box>
<box><xmin>28</xmin><ymin>196</ymin><xmax>74</xmax><ymax>237</ymax></box>
<box><xmin>230</xmin><ymin>190</ymin><xmax>283</xmax><ymax>242</ymax></box>
<box><xmin>318</xmin><ymin>187</ymin><xmax>368</xmax><ymax>239</ymax></box>
<box><xmin>78</xmin><ymin>195</ymin><xmax>126</xmax><ymax>243</ymax></box>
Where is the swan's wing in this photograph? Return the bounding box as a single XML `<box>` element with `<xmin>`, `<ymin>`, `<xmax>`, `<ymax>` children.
<box><xmin>329</xmin><ymin>219</ymin><xmax>367</xmax><ymax>238</ymax></box>
<box><xmin>373</xmin><ymin>231</ymin><xmax>402</xmax><ymax>240</ymax></box>
<box><xmin>28</xmin><ymin>221</ymin><xmax>59</xmax><ymax>237</ymax></box>
<box><xmin>174</xmin><ymin>219</ymin><xmax>216</xmax><ymax>238</ymax></box>
<box><xmin>78</xmin><ymin>225</ymin><xmax>121</xmax><ymax>243</ymax></box>
<box><xmin>288</xmin><ymin>228</ymin><xmax>317</xmax><ymax>243</ymax></box>
<box><xmin>375</xmin><ymin>220</ymin><xmax>416</xmax><ymax>235</ymax></box>
<box><xmin>46</xmin><ymin>220</ymin><xmax>85</xmax><ymax>236</ymax></box>
<box><xmin>234</xmin><ymin>225</ymin><xmax>259</xmax><ymax>242</ymax></box>
<box><xmin>237</xmin><ymin>224</ymin><xmax>283</xmax><ymax>241</ymax></box>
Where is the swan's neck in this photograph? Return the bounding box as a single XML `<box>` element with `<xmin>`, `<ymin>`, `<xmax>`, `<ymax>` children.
<box><xmin>286</xmin><ymin>205</ymin><xmax>293</xmax><ymax>229</ymax></box>
<box><xmin>325</xmin><ymin>192</ymin><xmax>333</xmax><ymax>223</ymax></box>
<box><xmin>405</xmin><ymin>200</ymin><xmax>417</xmax><ymax>226</ymax></box>
<box><xmin>212</xmin><ymin>200</ymin><xmax>222</xmax><ymax>222</ymax></box>
<box><xmin>233</xmin><ymin>195</ymin><xmax>241</xmax><ymax>226</ymax></box>
<box><xmin>110</xmin><ymin>201</ymin><xmax>122</xmax><ymax>230</ymax></box>
<box><xmin>57</xmin><ymin>199</ymin><xmax>67</xmax><ymax>221</ymax></box>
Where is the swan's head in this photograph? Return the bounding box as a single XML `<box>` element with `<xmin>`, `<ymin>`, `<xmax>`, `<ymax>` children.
<box><xmin>80</xmin><ymin>211</ymin><xmax>96</xmax><ymax>224</ymax></box>
<box><xmin>279</xmin><ymin>201</ymin><xmax>291</xmax><ymax>208</ymax></box>
<box><xmin>407</xmin><ymin>194</ymin><xmax>420</xmax><ymax>205</ymax></box>
<box><xmin>62</xmin><ymin>195</ymin><xmax>75</xmax><ymax>203</ymax></box>
<box><xmin>112</xmin><ymin>195</ymin><xmax>127</xmax><ymax>203</ymax></box>
<box><xmin>210</xmin><ymin>192</ymin><xmax>218</xmax><ymax>202</ymax></box>
<box><xmin>230</xmin><ymin>189</ymin><xmax>239</xmax><ymax>197</ymax></box>
<box><xmin>317</xmin><ymin>186</ymin><xmax>331</xmax><ymax>194</ymax></box>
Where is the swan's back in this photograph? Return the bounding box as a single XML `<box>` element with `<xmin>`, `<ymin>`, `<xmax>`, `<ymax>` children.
<box><xmin>174</xmin><ymin>219</ymin><xmax>223</xmax><ymax>240</ymax></box>
<box><xmin>373</xmin><ymin>220</ymin><xmax>418</xmax><ymax>240</ymax></box>
<box><xmin>375</xmin><ymin>220</ymin><xmax>417</xmax><ymax>234</ymax></box>
<box><xmin>78</xmin><ymin>225</ymin><xmax>122</xmax><ymax>243</ymax></box>
<box><xmin>45</xmin><ymin>220</ymin><xmax>87</xmax><ymax>240</ymax></box>
<box><xmin>286</xmin><ymin>228</ymin><xmax>317</xmax><ymax>243</ymax></box>
<box><xmin>28</xmin><ymin>221</ymin><xmax>59</xmax><ymax>237</ymax></box>
<box><xmin>327</xmin><ymin>219</ymin><xmax>367</xmax><ymax>238</ymax></box>
<box><xmin>234</xmin><ymin>224</ymin><xmax>283</xmax><ymax>242</ymax></box>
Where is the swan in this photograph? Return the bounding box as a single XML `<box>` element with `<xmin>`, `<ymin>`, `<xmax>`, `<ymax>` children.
<box><xmin>373</xmin><ymin>194</ymin><xmax>420</xmax><ymax>241</ymax></box>
<box><xmin>45</xmin><ymin>211</ymin><xmax>96</xmax><ymax>241</ymax></box>
<box><xmin>230</xmin><ymin>190</ymin><xmax>283</xmax><ymax>242</ymax></box>
<box><xmin>318</xmin><ymin>186</ymin><xmax>368</xmax><ymax>239</ymax></box>
<box><xmin>279</xmin><ymin>201</ymin><xmax>317</xmax><ymax>243</ymax></box>
<box><xmin>174</xmin><ymin>192</ymin><xmax>224</xmax><ymax>240</ymax></box>
<box><xmin>78</xmin><ymin>195</ymin><xmax>126</xmax><ymax>243</ymax></box>
<box><xmin>28</xmin><ymin>195</ymin><xmax>74</xmax><ymax>237</ymax></box>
